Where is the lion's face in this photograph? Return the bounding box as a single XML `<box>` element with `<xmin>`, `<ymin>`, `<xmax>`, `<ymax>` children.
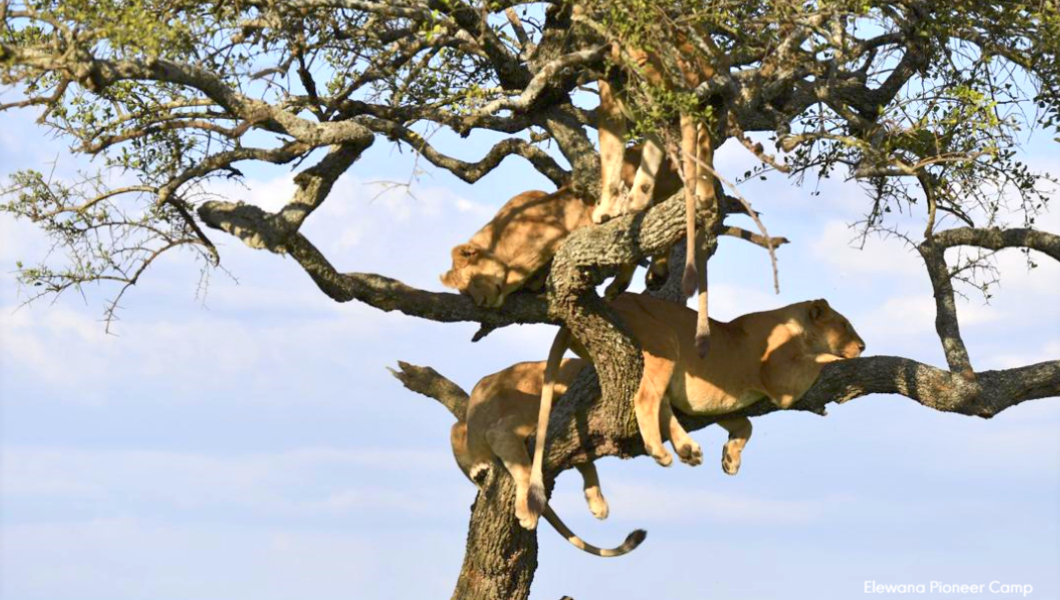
<box><xmin>807</xmin><ymin>299</ymin><xmax>866</xmax><ymax>359</ymax></box>
<box><xmin>439</xmin><ymin>243</ymin><xmax>509</xmax><ymax>308</ymax></box>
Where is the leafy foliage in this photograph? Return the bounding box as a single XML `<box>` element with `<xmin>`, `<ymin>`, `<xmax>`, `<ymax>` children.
<box><xmin>1</xmin><ymin>0</ymin><xmax>1058</xmax><ymax>319</ymax></box>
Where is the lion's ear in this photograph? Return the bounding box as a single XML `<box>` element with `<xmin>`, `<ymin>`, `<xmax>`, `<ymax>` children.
<box><xmin>809</xmin><ymin>299</ymin><xmax>831</xmax><ymax>322</ymax></box>
<box><xmin>451</xmin><ymin>243</ymin><xmax>480</xmax><ymax>267</ymax></box>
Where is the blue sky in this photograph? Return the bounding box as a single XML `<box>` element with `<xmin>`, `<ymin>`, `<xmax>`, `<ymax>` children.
<box><xmin>1</xmin><ymin>95</ymin><xmax>1059</xmax><ymax>600</ymax></box>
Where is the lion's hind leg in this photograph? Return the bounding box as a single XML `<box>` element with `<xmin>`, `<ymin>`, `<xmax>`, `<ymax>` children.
<box><xmin>660</xmin><ymin>400</ymin><xmax>702</xmax><ymax>466</ymax></box>
<box><xmin>594</xmin><ymin>78</ymin><xmax>629</xmax><ymax>224</ymax></box>
<box><xmin>574</xmin><ymin>462</ymin><xmax>609</xmax><ymax>520</ymax></box>
<box><xmin>485</xmin><ymin>419</ymin><xmax>539</xmax><ymax>530</ymax></box>
<box><xmin>634</xmin><ymin>353</ymin><xmax>677</xmax><ymax>467</ymax></box>
<box><xmin>717</xmin><ymin>416</ymin><xmax>753</xmax><ymax>476</ymax></box>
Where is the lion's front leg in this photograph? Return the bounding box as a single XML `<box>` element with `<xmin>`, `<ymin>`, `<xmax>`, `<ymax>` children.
<box><xmin>717</xmin><ymin>416</ymin><xmax>753</xmax><ymax>475</ymax></box>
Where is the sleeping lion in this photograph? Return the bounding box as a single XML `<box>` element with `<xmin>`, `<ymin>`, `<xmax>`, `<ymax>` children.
<box><xmin>451</xmin><ymin>358</ymin><xmax>646</xmax><ymax>555</ymax></box>
<box><xmin>440</xmin><ymin>149</ymin><xmax>683</xmax><ymax>308</ymax></box>
<box><xmin>521</xmin><ymin>293</ymin><xmax>866</xmax><ymax>530</ymax></box>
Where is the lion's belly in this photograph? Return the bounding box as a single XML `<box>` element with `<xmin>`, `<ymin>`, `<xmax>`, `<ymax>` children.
<box><xmin>667</xmin><ymin>371</ymin><xmax>765</xmax><ymax>416</ymax></box>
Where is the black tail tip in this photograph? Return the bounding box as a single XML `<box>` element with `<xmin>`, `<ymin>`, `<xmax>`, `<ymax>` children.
<box><xmin>527</xmin><ymin>483</ymin><xmax>548</xmax><ymax>519</ymax></box>
<box><xmin>682</xmin><ymin>265</ymin><xmax>697</xmax><ymax>298</ymax></box>
<box><xmin>626</xmin><ymin>529</ymin><xmax>648</xmax><ymax>548</ymax></box>
<box><xmin>695</xmin><ymin>333</ymin><xmax>710</xmax><ymax>358</ymax></box>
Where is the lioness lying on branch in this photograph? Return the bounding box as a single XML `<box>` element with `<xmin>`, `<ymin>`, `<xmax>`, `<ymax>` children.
<box><xmin>524</xmin><ymin>293</ymin><xmax>866</xmax><ymax>529</ymax></box>
<box><xmin>440</xmin><ymin>148</ymin><xmax>683</xmax><ymax>308</ymax></box>
<box><xmin>451</xmin><ymin>359</ymin><xmax>646</xmax><ymax>555</ymax></box>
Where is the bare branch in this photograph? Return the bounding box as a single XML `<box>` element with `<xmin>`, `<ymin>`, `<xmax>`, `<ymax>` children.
<box><xmin>932</xmin><ymin>227</ymin><xmax>1060</xmax><ymax>263</ymax></box>
<box><xmin>721</xmin><ymin>225</ymin><xmax>789</xmax><ymax>249</ymax></box>
<box><xmin>197</xmin><ymin>199</ymin><xmax>549</xmax><ymax>328</ymax></box>
<box><xmin>362</xmin><ymin>118</ymin><xmax>569</xmax><ymax>187</ymax></box>
<box><xmin>470</xmin><ymin>44</ymin><xmax>608</xmax><ymax>117</ymax></box>
<box><xmin>276</xmin><ymin>142</ymin><xmax>370</xmax><ymax>232</ymax></box>
<box><xmin>917</xmin><ymin>239</ymin><xmax>976</xmax><ymax>379</ymax></box>
<box><xmin>389</xmin><ymin>360</ymin><xmax>469</xmax><ymax>419</ymax></box>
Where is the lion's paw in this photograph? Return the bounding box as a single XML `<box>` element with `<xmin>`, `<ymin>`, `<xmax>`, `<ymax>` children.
<box><xmin>721</xmin><ymin>443</ymin><xmax>742</xmax><ymax>476</ymax></box>
<box><xmin>677</xmin><ymin>439</ymin><xmax>703</xmax><ymax>466</ymax></box>
<box><xmin>515</xmin><ymin>498</ymin><xmax>540</xmax><ymax>530</ymax></box>
<box><xmin>649</xmin><ymin>445</ymin><xmax>674</xmax><ymax>467</ymax></box>
<box><xmin>585</xmin><ymin>489</ymin><xmax>610</xmax><ymax>520</ymax></box>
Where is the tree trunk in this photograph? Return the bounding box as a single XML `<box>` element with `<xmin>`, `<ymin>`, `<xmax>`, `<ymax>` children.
<box><xmin>451</xmin><ymin>472</ymin><xmax>538</xmax><ymax>600</ymax></box>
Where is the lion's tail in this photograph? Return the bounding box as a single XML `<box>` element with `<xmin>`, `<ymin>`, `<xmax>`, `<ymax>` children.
<box><xmin>527</xmin><ymin>327</ymin><xmax>572</xmax><ymax>520</ymax></box>
<box><xmin>543</xmin><ymin>505</ymin><xmax>646</xmax><ymax>557</ymax></box>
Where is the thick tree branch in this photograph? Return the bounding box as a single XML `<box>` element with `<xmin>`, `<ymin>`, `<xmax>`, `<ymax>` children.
<box><xmin>197</xmin><ymin>200</ymin><xmax>549</xmax><ymax>328</ymax></box>
<box><xmin>389</xmin><ymin>361</ymin><xmax>468</xmax><ymax>419</ymax></box>
<box><xmin>932</xmin><ymin>227</ymin><xmax>1060</xmax><ymax>262</ymax></box>
<box><xmin>918</xmin><ymin>240</ymin><xmax>976</xmax><ymax>378</ymax></box>
<box><xmin>915</xmin><ymin>225</ymin><xmax>1060</xmax><ymax>378</ymax></box>
<box><xmin>392</xmin><ymin>353</ymin><xmax>1060</xmax><ymax>501</ymax></box>
<box><xmin>277</xmin><ymin>141</ymin><xmax>371</xmax><ymax>232</ymax></box>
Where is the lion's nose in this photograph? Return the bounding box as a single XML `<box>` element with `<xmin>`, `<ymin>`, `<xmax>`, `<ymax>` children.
<box><xmin>856</xmin><ymin>341</ymin><xmax>866</xmax><ymax>352</ymax></box>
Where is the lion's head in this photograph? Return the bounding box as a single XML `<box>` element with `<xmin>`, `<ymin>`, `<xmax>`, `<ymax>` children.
<box><xmin>804</xmin><ymin>299</ymin><xmax>865</xmax><ymax>359</ymax></box>
<box><xmin>440</xmin><ymin>243</ymin><xmax>509</xmax><ymax>308</ymax></box>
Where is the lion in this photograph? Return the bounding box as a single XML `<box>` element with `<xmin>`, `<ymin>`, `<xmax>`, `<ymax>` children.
<box><xmin>440</xmin><ymin>187</ymin><xmax>593</xmax><ymax>308</ymax></box>
<box><xmin>451</xmin><ymin>358</ymin><xmax>646</xmax><ymax>556</ymax></box>
<box><xmin>584</xmin><ymin>4</ymin><xmax>724</xmax><ymax>357</ymax></box>
<box><xmin>440</xmin><ymin>148</ymin><xmax>683</xmax><ymax>308</ymax></box>
<box><xmin>523</xmin><ymin>293</ymin><xmax>866</xmax><ymax>529</ymax></box>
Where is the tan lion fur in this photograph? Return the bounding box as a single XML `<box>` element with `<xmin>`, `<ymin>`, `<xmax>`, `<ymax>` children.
<box><xmin>451</xmin><ymin>359</ymin><xmax>646</xmax><ymax>555</ymax></box>
<box><xmin>440</xmin><ymin>148</ymin><xmax>683</xmax><ymax>308</ymax></box>
<box><xmin>523</xmin><ymin>293</ymin><xmax>866</xmax><ymax>528</ymax></box>
<box><xmin>590</xmin><ymin>22</ymin><xmax>723</xmax><ymax>356</ymax></box>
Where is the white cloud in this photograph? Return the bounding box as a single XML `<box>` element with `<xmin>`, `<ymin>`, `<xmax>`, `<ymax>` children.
<box><xmin>0</xmin><ymin>297</ymin><xmax>387</xmax><ymax>406</ymax></box>
<box><xmin>811</xmin><ymin>220</ymin><xmax>923</xmax><ymax>278</ymax></box>
<box><xmin>574</xmin><ymin>481</ymin><xmax>854</xmax><ymax>526</ymax></box>
<box><xmin>455</xmin><ymin>197</ymin><xmax>498</xmax><ymax>220</ymax></box>
<box><xmin>984</xmin><ymin>340</ymin><xmax>1060</xmax><ymax>370</ymax></box>
<box><xmin>1</xmin><ymin>517</ymin><xmax>403</xmax><ymax>600</ymax></box>
<box><xmin>709</xmin><ymin>282</ymin><xmax>788</xmax><ymax>320</ymax></box>
<box><xmin>858</xmin><ymin>294</ymin><xmax>1002</xmax><ymax>339</ymax></box>
<box><xmin>2</xmin><ymin>446</ymin><xmax>456</xmax><ymax>517</ymax></box>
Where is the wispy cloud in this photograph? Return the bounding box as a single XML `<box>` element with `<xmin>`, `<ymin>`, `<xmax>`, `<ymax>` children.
<box><xmin>3</xmin><ymin>445</ymin><xmax>457</xmax><ymax>517</ymax></box>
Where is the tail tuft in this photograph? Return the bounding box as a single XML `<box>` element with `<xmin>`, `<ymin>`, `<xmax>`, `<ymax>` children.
<box><xmin>526</xmin><ymin>479</ymin><xmax>547</xmax><ymax>522</ymax></box>
<box><xmin>625</xmin><ymin>529</ymin><xmax>648</xmax><ymax>550</ymax></box>
<box><xmin>695</xmin><ymin>331</ymin><xmax>711</xmax><ymax>358</ymax></box>
<box><xmin>682</xmin><ymin>263</ymin><xmax>697</xmax><ymax>298</ymax></box>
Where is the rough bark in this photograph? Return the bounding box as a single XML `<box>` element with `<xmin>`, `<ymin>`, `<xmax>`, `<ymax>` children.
<box><xmin>389</xmin><ymin>361</ymin><xmax>538</xmax><ymax>600</ymax></box>
<box><xmin>393</xmin><ymin>351</ymin><xmax>1059</xmax><ymax>600</ymax></box>
<box><xmin>5</xmin><ymin>5</ymin><xmax>1060</xmax><ymax>600</ymax></box>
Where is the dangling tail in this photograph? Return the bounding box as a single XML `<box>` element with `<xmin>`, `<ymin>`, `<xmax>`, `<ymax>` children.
<box><xmin>543</xmin><ymin>505</ymin><xmax>646</xmax><ymax>557</ymax></box>
<box><xmin>682</xmin><ymin>181</ymin><xmax>699</xmax><ymax>300</ymax></box>
<box><xmin>681</xmin><ymin>120</ymin><xmax>700</xmax><ymax>301</ymax></box>
<box><xmin>695</xmin><ymin>255</ymin><xmax>710</xmax><ymax>357</ymax></box>
<box><xmin>687</xmin><ymin>121</ymin><xmax>712</xmax><ymax>358</ymax></box>
<box><xmin>527</xmin><ymin>327</ymin><xmax>572</xmax><ymax>520</ymax></box>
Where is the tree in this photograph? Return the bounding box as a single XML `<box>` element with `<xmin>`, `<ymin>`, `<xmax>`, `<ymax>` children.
<box><xmin>2</xmin><ymin>1</ymin><xmax>1059</xmax><ymax>598</ymax></box>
